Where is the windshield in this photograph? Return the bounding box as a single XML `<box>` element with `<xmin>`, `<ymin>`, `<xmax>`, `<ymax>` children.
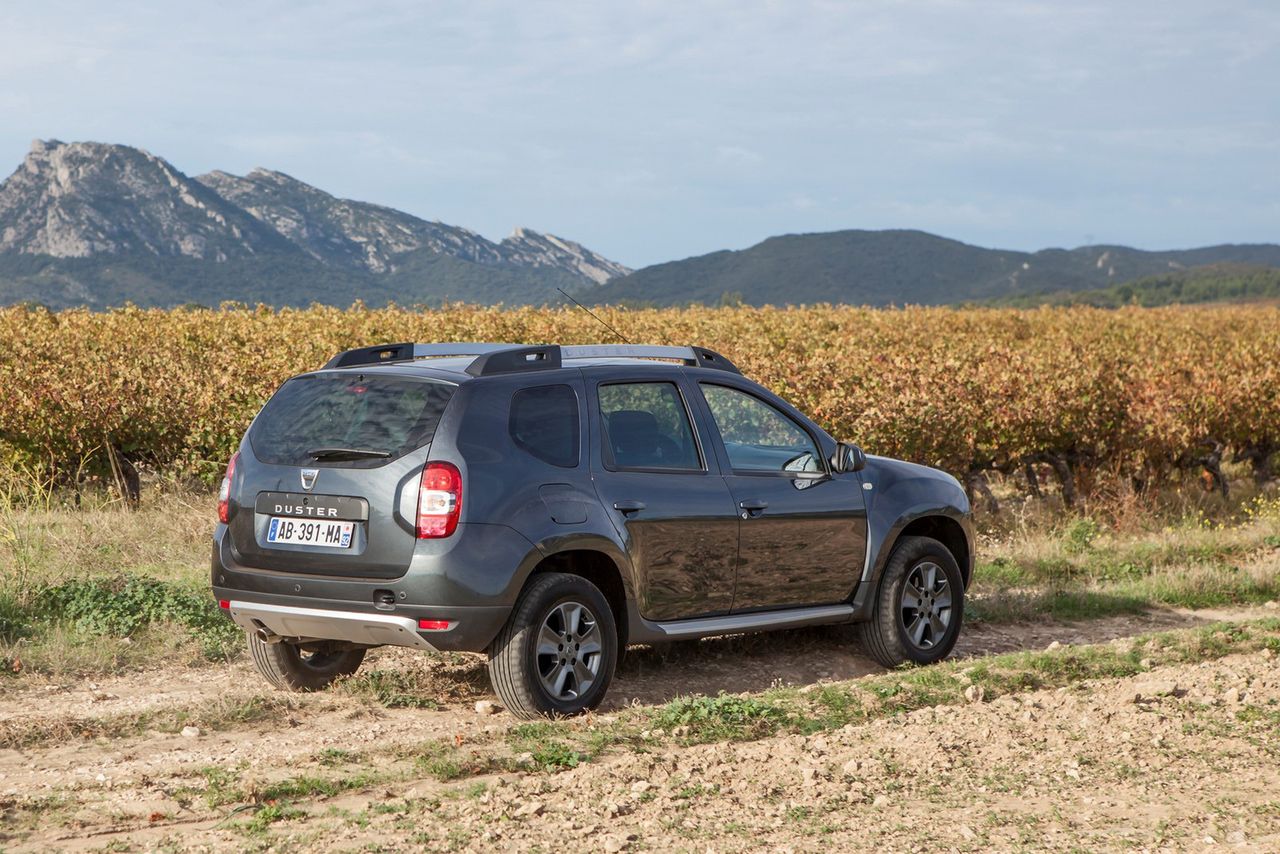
<box><xmin>249</xmin><ymin>374</ymin><xmax>454</xmax><ymax>467</ymax></box>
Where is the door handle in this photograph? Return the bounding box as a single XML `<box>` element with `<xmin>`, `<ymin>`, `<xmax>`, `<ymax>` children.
<box><xmin>613</xmin><ymin>500</ymin><xmax>646</xmax><ymax>515</ymax></box>
<box><xmin>739</xmin><ymin>499</ymin><xmax>768</xmax><ymax>518</ymax></box>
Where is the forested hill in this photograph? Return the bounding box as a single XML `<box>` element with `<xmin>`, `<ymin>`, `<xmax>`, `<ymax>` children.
<box><xmin>983</xmin><ymin>264</ymin><xmax>1280</xmax><ymax>308</ymax></box>
<box><xmin>590</xmin><ymin>230</ymin><xmax>1280</xmax><ymax>307</ymax></box>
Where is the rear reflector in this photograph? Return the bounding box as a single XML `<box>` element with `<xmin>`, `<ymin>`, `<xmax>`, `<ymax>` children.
<box><xmin>218</xmin><ymin>599</ymin><xmax>230</xmax><ymax>610</ymax></box>
<box><xmin>418</xmin><ymin>619</ymin><xmax>452</xmax><ymax>631</ymax></box>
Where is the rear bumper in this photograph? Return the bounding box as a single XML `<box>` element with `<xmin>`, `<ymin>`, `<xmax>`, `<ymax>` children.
<box><xmin>212</xmin><ymin>520</ymin><xmax>541</xmax><ymax>652</ymax></box>
<box><xmin>213</xmin><ymin>586</ymin><xmax>511</xmax><ymax>652</ymax></box>
<box><xmin>227</xmin><ymin>599</ymin><xmax>441</xmax><ymax>651</ymax></box>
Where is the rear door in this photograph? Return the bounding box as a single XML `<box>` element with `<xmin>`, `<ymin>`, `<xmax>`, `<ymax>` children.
<box><xmin>226</xmin><ymin>370</ymin><xmax>455</xmax><ymax>579</ymax></box>
<box><xmin>694</xmin><ymin>379</ymin><xmax>867</xmax><ymax>611</ymax></box>
<box><xmin>585</xmin><ymin>369</ymin><xmax>739</xmax><ymax>620</ymax></box>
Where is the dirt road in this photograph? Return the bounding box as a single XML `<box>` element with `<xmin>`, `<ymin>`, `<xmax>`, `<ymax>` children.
<box><xmin>2</xmin><ymin>606</ymin><xmax>1277</xmax><ymax>851</ymax></box>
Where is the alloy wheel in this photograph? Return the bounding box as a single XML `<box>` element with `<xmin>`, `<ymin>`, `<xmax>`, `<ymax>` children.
<box><xmin>899</xmin><ymin>560</ymin><xmax>953</xmax><ymax>650</ymax></box>
<box><xmin>535</xmin><ymin>601</ymin><xmax>603</xmax><ymax>700</ymax></box>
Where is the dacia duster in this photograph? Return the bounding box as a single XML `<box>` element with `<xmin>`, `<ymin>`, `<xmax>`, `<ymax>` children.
<box><xmin>212</xmin><ymin>343</ymin><xmax>972</xmax><ymax>718</ymax></box>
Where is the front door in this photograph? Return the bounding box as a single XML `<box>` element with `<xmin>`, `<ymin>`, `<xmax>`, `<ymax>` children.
<box><xmin>696</xmin><ymin>381</ymin><xmax>867</xmax><ymax>611</ymax></box>
<box><xmin>587</xmin><ymin>374</ymin><xmax>739</xmax><ymax>621</ymax></box>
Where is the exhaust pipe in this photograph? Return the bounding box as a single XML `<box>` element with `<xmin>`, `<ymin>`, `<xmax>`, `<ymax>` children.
<box><xmin>255</xmin><ymin>626</ymin><xmax>284</xmax><ymax>645</ymax></box>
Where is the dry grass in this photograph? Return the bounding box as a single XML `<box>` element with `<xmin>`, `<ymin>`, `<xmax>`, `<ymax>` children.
<box><xmin>1</xmin><ymin>484</ymin><xmax>1278</xmax><ymax>680</ymax></box>
<box><xmin>0</xmin><ymin>489</ymin><xmax>224</xmax><ymax>678</ymax></box>
<box><xmin>970</xmin><ymin>492</ymin><xmax>1280</xmax><ymax>622</ymax></box>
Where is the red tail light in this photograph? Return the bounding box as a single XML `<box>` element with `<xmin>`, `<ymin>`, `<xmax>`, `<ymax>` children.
<box><xmin>217</xmin><ymin>452</ymin><xmax>239</xmax><ymax>524</ymax></box>
<box><xmin>417</xmin><ymin>461</ymin><xmax>462</xmax><ymax>538</ymax></box>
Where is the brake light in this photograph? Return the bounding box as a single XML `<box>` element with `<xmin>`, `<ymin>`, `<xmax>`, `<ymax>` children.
<box><xmin>417</xmin><ymin>462</ymin><xmax>462</xmax><ymax>538</ymax></box>
<box><xmin>217</xmin><ymin>452</ymin><xmax>239</xmax><ymax>524</ymax></box>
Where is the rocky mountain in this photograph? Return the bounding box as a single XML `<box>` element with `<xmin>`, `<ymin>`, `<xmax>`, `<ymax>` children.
<box><xmin>0</xmin><ymin>140</ymin><xmax>630</xmax><ymax>308</ymax></box>
<box><xmin>0</xmin><ymin>140</ymin><xmax>290</xmax><ymax>260</ymax></box>
<box><xmin>590</xmin><ymin>229</ymin><xmax>1280</xmax><ymax>307</ymax></box>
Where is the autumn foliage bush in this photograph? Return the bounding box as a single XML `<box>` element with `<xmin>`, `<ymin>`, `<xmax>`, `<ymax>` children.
<box><xmin>1</xmin><ymin>303</ymin><xmax>1276</xmax><ymax>504</ymax></box>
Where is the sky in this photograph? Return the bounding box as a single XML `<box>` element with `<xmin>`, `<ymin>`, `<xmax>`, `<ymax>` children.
<box><xmin>1</xmin><ymin>1</ymin><xmax>1277</xmax><ymax>269</ymax></box>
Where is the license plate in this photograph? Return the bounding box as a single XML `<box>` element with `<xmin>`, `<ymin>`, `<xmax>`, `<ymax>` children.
<box><xmin>266</xmin><ymin>517</ymin><xmax>354</xmax><ymax>548</ymax></box>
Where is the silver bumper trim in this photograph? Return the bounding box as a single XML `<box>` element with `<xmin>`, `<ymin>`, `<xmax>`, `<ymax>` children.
<box><xmin>227</xmin><ymin>600</ymin><xmax>438</xmax><ymax>651</ymax></box>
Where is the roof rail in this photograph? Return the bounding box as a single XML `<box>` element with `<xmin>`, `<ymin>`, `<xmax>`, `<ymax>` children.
<box><xmin>323</xmin><ymin>342</ymin><xmax>511</xmax><ymax>370</ymax></box>
<box><xmin>560</xmin><ymin>344</ymin><xmax>740</xmax><ymax>374</ymax></box>
<box><xmin>322</xmin><ymin>342</ymin><xmax>739</xmax><ymax>375</ymax></box>
<box><xmin>464</xmin><ymin>345</ymin><xmax>561</xmax><ymax>377</ymax></box>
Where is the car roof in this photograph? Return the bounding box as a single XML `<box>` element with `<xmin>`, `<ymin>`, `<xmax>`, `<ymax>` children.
<box><xmin>309</xmin><ymin>343</ymin><xmax>742</xmax><ymax>383</ymax></box>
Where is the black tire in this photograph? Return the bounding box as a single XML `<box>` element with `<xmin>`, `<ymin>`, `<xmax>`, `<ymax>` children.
<box><xmin>246</xmin><ymin>633</ymin><xmax>366</xmax><ymax>692</ymax></box>
<box><xmin>488</xmin><ymin>572</ymin><xmax>618</xmax><ymax>720</ymax></box>
<box><xmin>858</xmin><ymin>536</ymin><xmax>964</xmax><ymax>668</ymax></box>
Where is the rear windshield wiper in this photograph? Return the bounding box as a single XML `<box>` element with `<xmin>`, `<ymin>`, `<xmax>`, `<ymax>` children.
<box><xmin>307</xmin><ymin>447</ymin><xmax>392</xmax><ymax>461</ymax></box>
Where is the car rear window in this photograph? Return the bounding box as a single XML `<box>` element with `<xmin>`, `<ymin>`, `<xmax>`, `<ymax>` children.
<box><xmin>249</xmin><ymin>374</ymin><xmax>455</xmax><ymax>467</ymax></box>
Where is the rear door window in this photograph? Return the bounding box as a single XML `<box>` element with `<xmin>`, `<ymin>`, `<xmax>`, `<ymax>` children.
<box><xmin>509</xmin><ymin>384</ymin><xmax>580</xmax><ymax>467</ymax></box>
<box><xmin>598</xmin><ymin>382</ymin><xmax>702</xmax><ymax>471</ymax></box>
<box><xmin>250</xmin><ymin>374</ymin><xmax>454</xmax><ymax>467</ymax></box>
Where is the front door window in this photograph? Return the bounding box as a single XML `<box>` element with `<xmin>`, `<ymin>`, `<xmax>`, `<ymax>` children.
<box><xmin>701</xmin><ymin>384</ymin><xmax>822</xmax><ymax>474</ymax></box>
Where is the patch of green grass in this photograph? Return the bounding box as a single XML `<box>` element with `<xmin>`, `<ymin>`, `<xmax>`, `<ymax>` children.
<box><xmin>411</xmin><ymin>738</ymin><xmax>508</xmax><ymax>781</ymax></box>
<box><xmin>257</xmin><ymin>773</ymin><xmax>376</xmax><ymax>802</ymax></box>
<box><xmin>1043</xmin><ymin>589</ymin><xmax>1150</xmax><ymax>621</ymax></box>
<box><xmin>652</xmin><ymin>693</ymin><xmax>791</xmax><ymax>742</ymax></box>
<box><xmin>529</xmin><ymin>740</ymin><xmax>586</xmax><ymax>771</ymax></box>
<box><xmin>505</xmin><ymin>722</ymin><xmax>590</xmax><ymax>770</ymax></box>
<box><xmin>785</xmin><ymin>805</ymin><xmax>813</xmax><ymax>822</ymax></box>
<box><xmin>43</xmin><ymin>574</ymin><xmax>240</xmax><ymax>656</ymax></box>
<box><xmin>240</xmin><ymin>801</ymin><xmax>305</xmax><ymax>835</ymax></box>
<box><xmin>1062</xmin><ymin>518</ymin><xmax>1102</xmax><ymax>554</ymax></box>
<box><xmin>972</xmin><ymin>557</ymin><xmax>1030</xmax><ymax>587</ymax></box>
<box><xmin>337</xmin><ymin>670</ymin><xmax>442</xmax><ymax>709</ymax></box>
<box><xmin>0</xmin><ymin>573</ymin><xmax>241</xmax><ymax>673</ymax></box>
<box><xmin>673</xmin><ymin>782</ymin><xmax>720</xmax><ymax>800</ymax></box>
<box><xmin>0</xmin><ymin>589</ymin><xmax>29</xmax><ymax>644</ymax></box>
<box><xmin>199</xmin><ymin>765</ymin><xmax>247</xmax><ymax>808</ymax></box>
<box><xmin>316</xmin><ymin>748</ymin><xmax>355</xmax><ymax>767</ymax></box>
<box><xmin>799</xmin><ymin>683</ymin><xmax>867</xmax><ymax>731</ymax></box>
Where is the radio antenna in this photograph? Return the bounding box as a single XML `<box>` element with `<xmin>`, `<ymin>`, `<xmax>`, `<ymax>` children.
<box><xmin>556</xmin><ymin>288</ymin><xmax>632</xmax><ymax>344</ymax></box>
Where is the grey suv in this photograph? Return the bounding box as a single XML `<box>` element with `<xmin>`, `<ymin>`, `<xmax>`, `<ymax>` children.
<box><xmin>212</xmin><ymin>343</ymin><xmax>972</xmax><ymax>718</ymax></box>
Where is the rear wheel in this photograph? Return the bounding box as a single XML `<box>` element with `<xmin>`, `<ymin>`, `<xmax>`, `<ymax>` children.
<box><xmin>859</xmin><ymin>535</ymin><xmax>964</xmax><ymax>668</ymax></box>
<box><xmin>247</xmin><ymin>633</ymin><xmax>366</xmax><ymax>691</ymax></box>
<box><xmin>488</xmin><ymin>572</ymin><xmax>618</xmax><ymax>719</ymax></box>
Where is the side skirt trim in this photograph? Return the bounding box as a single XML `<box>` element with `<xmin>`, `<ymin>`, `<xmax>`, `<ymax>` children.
<box><xmin>627</xmin><ymin>603</ymin><xmax>855</xmax><ymax>644</ymax></box>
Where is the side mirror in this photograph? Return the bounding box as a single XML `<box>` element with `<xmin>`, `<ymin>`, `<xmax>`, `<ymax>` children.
<box><xmin>831</xmin><ymin>442</ymin><xmax>867</xmax><ymax>474</ymax></box>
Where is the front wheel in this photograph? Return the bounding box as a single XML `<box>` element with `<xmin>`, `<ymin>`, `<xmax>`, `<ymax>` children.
<box><xmin>247</xmin><ymin>633</ymin><xmax>366</xmax><ymax>691</ymax></box>
<box><xmin>858</xmin><ymin>535</ymin><xmax>964</xmax><ymax>668</ymax></box>
<box><xmin>488</xmin><ymin>572</ymin><xmax>618</xmax><ymax>719</ymax></box>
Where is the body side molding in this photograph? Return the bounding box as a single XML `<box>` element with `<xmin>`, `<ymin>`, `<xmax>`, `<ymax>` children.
<box><xmin>625</xmin><ymin>602</ymin><xmax>854</xmax><ymax>644</ymax></box>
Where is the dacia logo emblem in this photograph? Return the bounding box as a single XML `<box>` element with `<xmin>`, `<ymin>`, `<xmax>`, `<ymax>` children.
<box><xmin>300</xmin><ymin>468</ymin><xmax>319</xmax><ymax>491</ymax></box>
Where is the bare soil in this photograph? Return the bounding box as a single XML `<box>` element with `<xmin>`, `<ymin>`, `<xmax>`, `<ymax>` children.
<box><xmin>2</xmin><ymin>605</ymin><xmax>1277</xmax><ymax>852</ymax></box>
